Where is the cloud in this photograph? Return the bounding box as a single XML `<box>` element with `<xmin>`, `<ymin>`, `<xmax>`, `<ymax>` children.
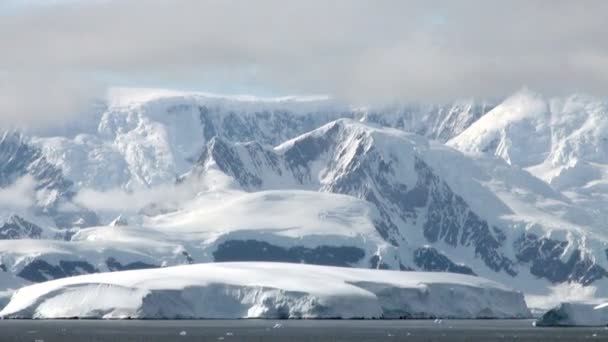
<box><xmin>0</xmin><ymin>71</ymin><xmax>103</xmax><ymax>129</ymax></box>
<box><xmin>1</xmin><ymin>0</ymin><xmax>608</xmax><ymax>125</ymax></box>
<box><xmin>0</xmin><ymin>176</ymin><xmax>37</xmax><ymax>210</ymax></box>
<box><xmin>73</xmin><ymin>179</ymin><xmax>201</xmax><ymax>213</ymax></box>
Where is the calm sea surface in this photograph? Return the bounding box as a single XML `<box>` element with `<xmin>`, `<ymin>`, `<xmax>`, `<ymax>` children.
<box><xmin>0</xmin><ymin>319</ymin><xmax>605</xmax><ymax>342</ymax></box>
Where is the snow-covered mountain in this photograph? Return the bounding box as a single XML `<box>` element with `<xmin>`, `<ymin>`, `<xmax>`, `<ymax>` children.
<box><xmin>0</xmin><ymin>132</ymin><xmax>98</xmax><ymax>232</ymax></box>
<box><xmin>1</xmin><ymin>88</ymin><xmax>608</xmax><ymax>312</ymax></box>
<box><xmin>0</xmin><ymin>89</ymin><xmax>491</xmax><ymax>229</ymax></box>
<box><xmin>186</xmin><ymin>119</ymin><xmax>608</xmax><ymax>291</ymax></box>
<box><xmin>28</xmin><ymin>89</ymin><xmax>492</xmax><ymax>192</ymax></box>
<box><xmin>448</xmin><ymin>90</ymin><xmax>608</xmax><ymax>214</ymax></box>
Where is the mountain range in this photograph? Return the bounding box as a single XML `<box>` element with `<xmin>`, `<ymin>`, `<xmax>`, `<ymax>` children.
<box><xmin>0</xmin><ymin>87</ymin><xmax>607</xmax><ymax>310</ymax></box>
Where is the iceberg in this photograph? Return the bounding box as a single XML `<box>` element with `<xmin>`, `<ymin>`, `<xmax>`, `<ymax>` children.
<box><xmin>536</xmin><ymin>301</ymin><xmax>608</xmax><ymax>327</ymax></box>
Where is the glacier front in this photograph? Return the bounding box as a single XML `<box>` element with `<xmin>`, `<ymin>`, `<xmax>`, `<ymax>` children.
<box><xmin>0</xmin><ymin>262</ymin><xmax>530</xmax><ymax>319</ymax></box>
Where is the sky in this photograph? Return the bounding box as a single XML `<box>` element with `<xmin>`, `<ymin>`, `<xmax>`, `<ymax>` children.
<box><xmin>1</xmin><ymin>0</ymin><xmax>608</xmax><ymax>128</ymax></box>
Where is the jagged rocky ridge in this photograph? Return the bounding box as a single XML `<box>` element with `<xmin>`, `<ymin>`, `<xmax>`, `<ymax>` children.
<box><xmin>0</xmin><ymin>215</ymin><xmax>43</xmax><ymax>239</ymax></box>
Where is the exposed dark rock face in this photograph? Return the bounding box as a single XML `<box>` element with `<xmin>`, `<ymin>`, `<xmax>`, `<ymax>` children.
<box><xmin>0</xmin><ymin>215</ymin><xmax>43</xmax><ymax>239</ymax></box>
<box><xmin>514</xmin><ymin>234</ymin><xmax>608</xmax><ymax>285</ymax></box>
<box><xmin>16</xmin><ymin>257</ymin><xmax>159</xmax><ymax>283</ymax></box>
<box><xmin>105</xmin><ymin>257</ymin><xmax>158</xmax><ymax>272</ymax></box>
<box><xmin>213</xmin><ymin>239</ymin><xmax>366</xmax><ymax>267</ymax></box>
<box><xmin>413</xmin><ymin>247</ymin><xmax>476</xmax><ymax>275</ymax></box>
<box><xmin>412</xmin><ymin>158</ymin><xmax>515</xmax><ymax>276</ymax></box>
<box><xmin>369</xmin><ymin>255</ymin><xmax>391</xmax><ymax>270</ymax></box>
<box><xmin>198</xmin><ymin>138</ymin><xmax>267</xmax><ymax>189</ymax></box>
<box><xmin>18</xmin><ymin>260</ymin><xmax>98</xmax><ymax>282</ymax></box>
<box><xmin>182</xmin><ymin>251</ymin><xmax>195</xmax><ymax>264</ymax></box>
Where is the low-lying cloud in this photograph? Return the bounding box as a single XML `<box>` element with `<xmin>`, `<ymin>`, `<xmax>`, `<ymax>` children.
<box><xmin>73</xmin><ymin>179</ymin><xmax>203</xmax><ymax>213</ymax></box>
<box><xmin>0</xmin><ymin>176</ymin><xmax>37</xmax><ymax>210</ymax></box>
<box><xmin>1</xmin><ymin>0</ymin><xmax>608</xmax><ymax>127</ymax></box>
<box><xmin>0</xmin><ymin>71</ymin><xmax>103</xmax><ymax>129</ymax></box>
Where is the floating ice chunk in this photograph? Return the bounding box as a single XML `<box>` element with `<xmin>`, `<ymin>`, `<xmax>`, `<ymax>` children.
<box><xmin>536</xmin><ymin>301</ymin><xmax>608</xmax><ymax>327</ymax></box>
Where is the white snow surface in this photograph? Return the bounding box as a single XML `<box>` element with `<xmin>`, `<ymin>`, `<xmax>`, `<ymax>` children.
<box><xmin>0</xmin><ymin>262</ymin><xmax>531</xmax><ymax>319</ymax></box>
<box><xmin>142</xmin><ymin>189</ymin><xmax>387</xmax><ymax>250</ymax></box>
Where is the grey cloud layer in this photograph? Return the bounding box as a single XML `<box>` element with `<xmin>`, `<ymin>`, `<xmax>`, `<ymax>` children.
<box><xmin>1</xmin><ymin>0</ymin><xmax>607</xmax><ymax>126</ymax></box>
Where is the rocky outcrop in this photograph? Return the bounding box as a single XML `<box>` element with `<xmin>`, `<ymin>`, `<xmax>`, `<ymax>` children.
<box><xmin>514</xmin><ymin>234</ymin><xmax>607</xmax><ymax>285</ymax></box>
<box><xmin>0</xmin><ymin>215</ymin><xmax>43</xmax><ymax>239</ymax></box>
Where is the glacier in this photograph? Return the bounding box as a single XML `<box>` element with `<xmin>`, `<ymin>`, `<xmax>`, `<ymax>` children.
<box><xmin>0</xmin><ymin>262</ymin><xmax>531</xmax><ymax>319</ymax></box>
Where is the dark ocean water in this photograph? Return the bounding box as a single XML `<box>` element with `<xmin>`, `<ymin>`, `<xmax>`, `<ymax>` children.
<box><xmin>0</xmin><ymin>319</ymin><xmax>605</xmax><ymax>342</ymax></box>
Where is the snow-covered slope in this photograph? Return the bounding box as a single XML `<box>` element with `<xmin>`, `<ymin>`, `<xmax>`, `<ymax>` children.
<box><xmin>448</xmin><ymin>90</ymin><xmax>608</xmax><ymax>213</ymax></box>
<box><xmin>0</xmin><ymin>189</ymin><xmax>398</xmax><ymax>284</ymax></box>
<box><xmin>448</xmin><ymin>90</ymin><xmax>551</xmax><ymax>167</ymax></box>
<box><xmin>0</xmin><ymin>262</ymin><xmax>530</xmax><ymax>319</ymax></box>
